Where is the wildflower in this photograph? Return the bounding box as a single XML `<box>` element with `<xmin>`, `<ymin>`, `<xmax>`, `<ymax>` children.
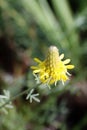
<box><xmin>31</xmin><ymin>46</ymin><xmax>74</xmax><ymax>85</ymax></box>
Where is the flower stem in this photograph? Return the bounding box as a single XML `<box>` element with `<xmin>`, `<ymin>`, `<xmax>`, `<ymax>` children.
<box><xmin>0</xmin><ymin>83</ymin><xmax>41</xmax><ymax>109</ymax></box>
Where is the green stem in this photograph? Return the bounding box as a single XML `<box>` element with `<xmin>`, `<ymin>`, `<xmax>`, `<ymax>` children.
<box><xmin>0</xmin><ymin>83</ymin><xmax>40</xmax><ymax>109</ymax></box>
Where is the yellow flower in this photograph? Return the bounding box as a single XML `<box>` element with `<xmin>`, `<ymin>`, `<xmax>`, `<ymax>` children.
<box><xmin>31</xmin><ymin>46</ymin><xmax>74</xmax><ymax>85</ymax></box>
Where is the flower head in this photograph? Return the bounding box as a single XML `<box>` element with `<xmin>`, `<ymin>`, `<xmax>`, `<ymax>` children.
<box><xmin>31</xmin><ymin>46</ymin><xmax>74</xmax><ymax>85</ymax></box>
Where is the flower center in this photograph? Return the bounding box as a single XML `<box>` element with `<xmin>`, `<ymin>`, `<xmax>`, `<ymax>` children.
<box><xmin>45</xmin><ymin>46</ymin><xmax>60</xmax><ymax>75</ymax></box>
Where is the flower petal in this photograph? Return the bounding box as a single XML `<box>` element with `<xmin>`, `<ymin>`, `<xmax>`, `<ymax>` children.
<box><xmin>66</xmin><ymin>71</ymin><xmax>71</xmax><ymax>76</ymax></box>
<box><xmin>66</xmin><ymin>65</ymin><xmax>74</xmax><ymax>69</ymax></box>
<box><xmin>31</xmin><ymin>66</ymin><xmax>38</xmax><ymax>69</ymax></box>
<box><xmin>33</xmin><ymin>69</ymin><xmax>40</xmax><ymax>73</ymax></box>
<box><xmin>63</xmin><ymin>59</ymin><xmax>70</xmax><ymax>64</ymax></box>
<box><xmin>34</xmin><ymin>58</ymin><xmax>42</xmax><ymax>63</ymax></box>
<box><xmin>59</xmin><ymin>54</ymin><xmax>64</xmax><ymax>60</ymax></box>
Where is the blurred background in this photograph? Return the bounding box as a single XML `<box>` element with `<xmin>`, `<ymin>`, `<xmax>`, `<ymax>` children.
<box><xmin>0</xmin><ymin>0</ymin><xmax>87</xmax><ymax>130</ymax></box>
